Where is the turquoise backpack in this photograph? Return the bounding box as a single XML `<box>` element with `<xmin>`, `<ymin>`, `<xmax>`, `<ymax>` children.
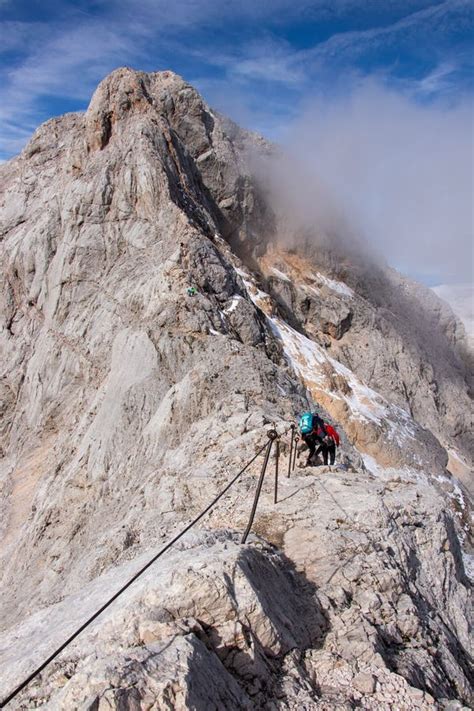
<box><xmin>298</xmin><ymin>412</ymin><xmax>314</xmax><ymax>435</ymax></box>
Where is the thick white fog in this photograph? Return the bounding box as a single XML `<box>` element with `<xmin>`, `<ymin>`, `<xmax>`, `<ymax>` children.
<box><xmin>258</xmin><ymin>82</ymin><xmax>473</xmax><ymax>285</ymax></box>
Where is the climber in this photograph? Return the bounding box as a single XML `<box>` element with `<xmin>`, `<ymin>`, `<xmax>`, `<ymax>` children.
<box><xmin>186</xmin><ymin>286</ymin><xmax>198</xmax><ymax>296</ymax></box>
<box><xmin>315</xmin><ymin>423</ymin><xmax>340</xmax><ymax>466</ymax></box>
<box><xmin>298</xmin><ymin>411</ymin><xmax>327</xmax><ymax>467</ymax></box>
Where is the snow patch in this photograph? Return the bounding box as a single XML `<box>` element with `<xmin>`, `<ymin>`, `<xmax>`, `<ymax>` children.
<box><xmin>239</xmin><ymin>264</ymin><xmax>415</xmax><ymax>448</ymax></box>
<box><xmin>362</xmin><ymin>454</ymin><xmax>383</xmax><ymax>476</ymax></box>
<box><xmin>237</xmin><ymin>270</ymin><xmax>415</xmax><ymax>444</ymax></box>
<box><xmin>462</xmin><ymin>552</ymin><xmax>474</xmax><ymax>583</ymax></box>
<box><xmin>224</xmin><ymin>295</ymin><xmax>243</xmax><ymax>314</ymax></box>
<box><xmin>267</xmin><ymin>318</ymin><xmax>327</xmax><ymax>387</ymax></box>
<box><xmin>236</xmin><ymin>269</ymin><xmax>270</xmax><ymax>309</ymax></box>
<box><xmin>448</xmin><ymin>480</ymin><xmax>468</xmax><ymax>512</ymax></box>
<box><xmin>362</xmin><ymin>455</ymin><xmax>423</xmax><ymax>482</ymax></box>
<box><xmin>270</xmin><ymin>267</ymin><xmax>291</xmax><ymax>282</ymax></box>
<box><xmin>315</xmin><ymin>273</ymin><xmax>354</xmax><ymax>298</ymax></box>
<box><xmin>267</xmin><ymin>314</ymin><xmax>415</xmax><ymax>447</ymax></box>
<box><xmin>235</xmin><ymin>267</ymin><xmax>250</xmax><ymax>280</ymax></box>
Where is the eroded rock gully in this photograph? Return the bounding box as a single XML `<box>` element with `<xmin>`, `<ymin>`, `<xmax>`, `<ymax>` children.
<box><xmin>0</xmin><ymin>68</ymin><xmax>472</xmax><ymax>709</ymax></box>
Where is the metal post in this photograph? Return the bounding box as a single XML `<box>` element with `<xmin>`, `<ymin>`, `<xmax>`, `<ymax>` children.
<box><xmin>274</xmin><ymin>438</ymin><xmax>280</xmax><ymax>505</ymax></box>
<box><xmin>292</xmin><ymin>434</ymin><xmax>299</xmax><ymax>471</ymax></box>
<box><xmin>287</xmin><ymin>424</ymin><xmax>295</xmax><ymax>478</ymax></box>
<box><xmin>241</xmin><ymin>430</ymin><xmax>277</xmax><ymax>544</ymax></box>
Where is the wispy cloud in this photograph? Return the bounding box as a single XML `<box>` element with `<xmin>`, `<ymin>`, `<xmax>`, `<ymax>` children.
<box><xmin>0</xmin><ymin>0</ymin><xmax>472</xmax><ymax>159</ymax></box>
<box><xmin>272</xmin><ymin>0</ymin><xmax>473</xmax><ymax>90</ymax></box>
<box><xmin>231</xmin><ymin>44</ymin><xmax>306</xmax><ymax>85</ymax></box>
<box><xmin>416</xmin><ymin>62</ymin><xmax>459</xmax><ymax>95</ymax></box>
<box><xmin>311</xmin><ymin>0</ymin><xmax>472</xmax><ymax>54</ymax></box>
<box><xmin>0</xmin><ymin>20</ymin><xmax>49</xmax><ymax>54</ymax></box>
<box><xmin>0</xmin><ymin>15</ymin><xmax>142</xmax><ymax>157</ymax></box>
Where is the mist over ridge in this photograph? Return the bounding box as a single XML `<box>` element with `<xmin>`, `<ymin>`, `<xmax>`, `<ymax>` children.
<box><xmin>254</xmin><ymin>80</ymin><xmax>473</xmax><ymax>285</ymax></box>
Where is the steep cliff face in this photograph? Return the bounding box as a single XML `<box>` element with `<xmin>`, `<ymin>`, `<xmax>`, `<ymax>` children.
<box><xmin>255</xmin><ymin>249</ymin><xmax>473</xmax><ymax>490</ymax></box>
<box><xmin>0</xmin><ymin>68</ymin><xmax>472</xmax><ymax>709</ymax></box>
<box><xmin>0</xmin><ymin>68</ymin><xmax>297</xmax><ymax>625</ymax></box>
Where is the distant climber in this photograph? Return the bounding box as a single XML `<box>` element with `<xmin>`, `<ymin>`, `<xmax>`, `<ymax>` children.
<box><xmin>186</xmin><ymin>286</ymin><xmax>198</xmax><ymax>296</ymax></box>
<box><xmin>298</xmin><ymin>411</ymin><xmax>327</xmax><ymax>467</ymax></box>
<box><xmin>315</xmin><ymin>423</ymin><xmax>340</xmax><ymax>466</ymax></box>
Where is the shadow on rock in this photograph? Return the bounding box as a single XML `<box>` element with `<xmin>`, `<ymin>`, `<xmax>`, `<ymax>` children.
<box><xmin>185</xmin><ymin>545</ymin><xmax>329</xmax><ymax>709</ymax></box>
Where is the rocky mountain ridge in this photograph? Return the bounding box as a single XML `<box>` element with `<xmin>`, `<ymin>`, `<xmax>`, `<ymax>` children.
<box><xmin>0</xmin><ymin>67</ymin><xmax>472</xmax><ymax>709</ymax></box>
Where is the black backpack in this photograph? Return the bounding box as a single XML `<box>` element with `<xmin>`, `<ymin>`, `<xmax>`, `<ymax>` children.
<box><xmin>312</xmin><ymin>414</ymin><xmax>326</xmax><ymax>439</ymax></box>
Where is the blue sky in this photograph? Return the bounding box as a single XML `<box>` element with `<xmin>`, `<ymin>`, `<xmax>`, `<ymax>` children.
<box><xmin>1</xmin><ymin>0</ymin><xmax>472</xmax><ymax>160</ymax></box>
<box><xmin>0</xmin><ymin>0</ymin><xmax>472</xmax><ymax>285</ymax></box>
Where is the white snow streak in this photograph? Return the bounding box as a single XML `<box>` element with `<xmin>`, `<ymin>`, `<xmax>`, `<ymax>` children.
<box><xmin>240</xmin><ymin>265</ymin><xmax>415</xmax><ymax>446</ymax></box>
<box><xmin>270</xmin><ymin>267</ymin><xmax>291</xmax><ymax>282</ymax></box>
<box><xmin>224</xmin><ymin>295</ymin><xmax>243</xmax><ymax>314</ymax></box>
<box><xmin>315</xmin><ymin>273</ymin><xmax>354</xmax><ymax>298</ymax></box>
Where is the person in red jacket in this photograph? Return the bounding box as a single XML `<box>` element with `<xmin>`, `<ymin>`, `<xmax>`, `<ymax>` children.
<box><xmin>316</xmin><ymin>423</ymin><xmax>340</xmax><ymax>465</ymax></box>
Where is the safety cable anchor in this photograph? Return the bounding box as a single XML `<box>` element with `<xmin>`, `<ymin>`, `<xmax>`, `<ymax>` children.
<box><xmin>287</xmin><ymin>423</ymin><xmax>296</xmax><ymax>478</ymax></box>
<box><xmin>0</xmin><ymin>438</ymin><xmax>271</xmax><ymax>709</ymax></box>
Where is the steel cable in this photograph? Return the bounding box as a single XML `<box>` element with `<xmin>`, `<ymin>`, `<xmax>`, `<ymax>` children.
<box><xmin>0</xmin><ymin>439</ymin><xmax>269</xmax><ymax>708</ymax></box>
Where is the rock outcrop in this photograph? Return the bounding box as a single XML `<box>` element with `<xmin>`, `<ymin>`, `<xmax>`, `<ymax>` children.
<box><xmin>0</xmin><ymin>68</ymin><xmax>472</xmax><ymax>709</ymax></box>
<box><xmin>1</xmin><ymin>470</ymin><xmax>472</xmax><ymax>709</ymax></box>
<box><xmin>257</xmin><ymin>250</ymin><xmax>473</xmax><ymax>479</ymax></box>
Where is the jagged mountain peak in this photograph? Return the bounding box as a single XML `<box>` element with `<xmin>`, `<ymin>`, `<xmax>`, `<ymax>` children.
<box><xmin>89</xmin><ymin>65</ymin><xmax>188</xmax><ymax>101</ymax></box>
<box><xmin>85</xmin><ymin>67</ymin><xmax>206</xmax><ymax>150</ymax></box>
<box><xmin>0</xmin><ymin>70</ymin><xmax>472</xmax><ymax>709</ymax></box>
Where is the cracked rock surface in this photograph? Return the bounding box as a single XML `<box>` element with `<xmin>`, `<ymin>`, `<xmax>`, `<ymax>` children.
<box><xmin>0</xmin><ymin>68</ymin><xmax>472</xmax><ymax>709</ymax></box>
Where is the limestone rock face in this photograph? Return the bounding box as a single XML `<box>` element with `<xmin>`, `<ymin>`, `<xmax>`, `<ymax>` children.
<box><xmin>0</xmin><ymin>68</ymin><xmax>472</xmax><ymax>709</ymax></box>
<box><xmin>1</xmin><ymin>474</ymin><xmax>471</xmax><ymax>709</ymax></box>
<box><xmin>259</xmin><ymin>253</ymin><xmax>473</xmax><ymax>478</ymax></box>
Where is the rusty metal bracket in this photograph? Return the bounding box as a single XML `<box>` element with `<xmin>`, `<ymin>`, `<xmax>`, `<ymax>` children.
<box><xmin>241</xmin><ymin>429</ymin><xmax>277</xmax><ymax>544</ymax></box>
<box><xmin>287</xmin><ymin>424</ymin><xmax>295</xmax><ymax>479</ymax></box>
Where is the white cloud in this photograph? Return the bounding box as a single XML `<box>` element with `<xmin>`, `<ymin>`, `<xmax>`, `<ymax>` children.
<box><xmin>301</xmin><ymin>0</ymin><xmax>472</xmax><ymax>60</ymax></box>
<box><xmin>0</xmin><ymin>0</ymin><xmax>471</xmax><ymax>164</ymax></box>
<box><xmin>0</xmin><ymin>16</ymin><xmax>143</xmax><ymax>157</ymax></box>
<box><xmin>259</xmin><ymin>81</ymin><xmax>473</xmax><ymax>284</ymax></box>
<box><xmin>416</xmin><ymin>62</ymin><xmax>459</xmax><ymax>95</ymax></box>
<box><xmin>432</xmin><ymin>284</ymin><xmax>474</xmax><ymax>340</ymax></box>
<box><xmin>232</xmin><ymin>54</ymin><xmax>305</xmax><ymax>85</ymax></box>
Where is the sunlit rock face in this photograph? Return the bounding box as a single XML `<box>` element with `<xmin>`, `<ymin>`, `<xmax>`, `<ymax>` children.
<box><xmin>0</xmin><ymin>68</ymin><xmax>472</xmax><ymax>709</ymax></box>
